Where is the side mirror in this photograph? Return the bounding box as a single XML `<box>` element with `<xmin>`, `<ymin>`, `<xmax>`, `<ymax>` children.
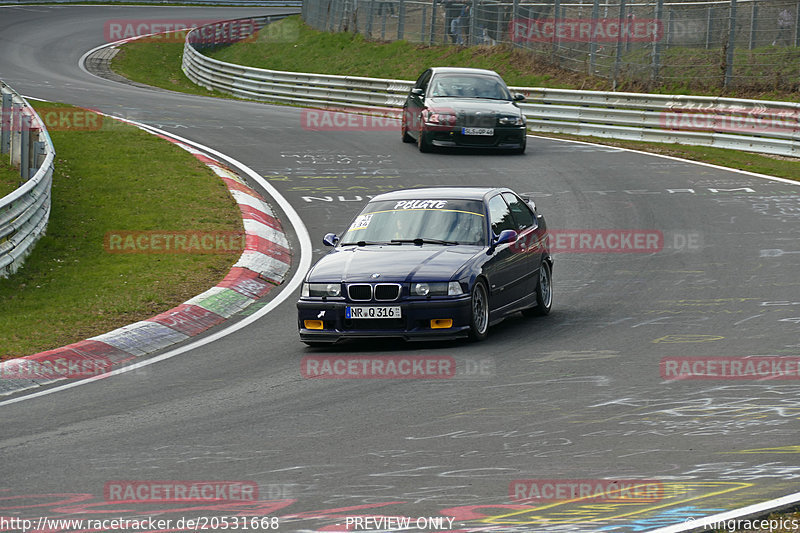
<box><xmin>494</xmin><ymin>229</ymin><xmax>518</xmax><ymax>246</ymax></box>
<box><xmin>513</xmin><ymin>93</ymin><xmax>526</xmax><ymax>101</ymax></box>
<box><xmin>323</xmin><ymin>233</ymin><xmax>339</xmax><ymax>247</ymax></box>
<box><xmin>410</xmin><ymin>87</ymin><xmax>424</xmax><ymax>96</ymax></box>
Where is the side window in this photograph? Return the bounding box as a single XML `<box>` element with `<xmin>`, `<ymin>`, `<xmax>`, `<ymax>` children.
<box><xmin>488</xmin><ymin>195</ymin><xmax>515</xmax><ymax>236</ymax></box>
<box><xmin>502</xmin><ymin>192</ymin><xmax>535</xmax><ymax>230</ymax></box>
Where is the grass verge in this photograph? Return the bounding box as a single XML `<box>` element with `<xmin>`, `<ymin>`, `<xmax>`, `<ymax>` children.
<box><xmin>0</xmin><ymin>160</ymin><xmax>20</xmax><ymax>198</ymax></box>
<box><xmin>0</xmin><ymin>102</ymin><xmax>242</xmax><ymax>359</ymax></box>
<box><xmin>111</xmin><ymin>38</ymin><xmax>231</xmax><ymax>98</ymax></box>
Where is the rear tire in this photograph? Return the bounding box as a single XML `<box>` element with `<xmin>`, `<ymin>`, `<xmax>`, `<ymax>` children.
<box><xmin>523</xmin><ymin>261</ymin><xmax>552</xmax><ymax>317</ymax></box>
<box><xmin>468</xmin><ymin>280</ymin><xmax>489</xmax><ymax>341</ymax></box>
<box><xmin>401</xmin><ymin>111</ymin><xmax>415</xmax><ymax>143</ymax></box>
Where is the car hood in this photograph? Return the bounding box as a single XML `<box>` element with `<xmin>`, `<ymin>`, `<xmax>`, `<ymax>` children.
<box><xmin>308</xmin><ymin>245</ymin><xmax>481</xmax><ymax>283</ymax></box>
<box><xmin>427</xmin><ymin>97</ymin><xmax>522</xmax><ymax>116</ymax></box>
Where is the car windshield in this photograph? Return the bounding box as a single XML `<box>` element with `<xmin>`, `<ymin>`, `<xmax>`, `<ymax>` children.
<box><xmin>339</xmin><ymin>199</ymin><xmax>486</xmax><ymax>246</ymax></box>
<box><xmin>428</xmin><ymin>75</ymin><xmax>511</xmax><ymax>100</ymax></box>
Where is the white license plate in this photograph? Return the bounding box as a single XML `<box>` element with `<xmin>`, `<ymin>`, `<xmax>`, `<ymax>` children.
<box><xmin>462</xmin><ymin>127</ymin><xmax>494</xmax><ymax>136</ymax></box>
<box><xmin>346</xmin><ymin>306</ymin><xmax>402</xmax><ymax>319</ymax></box>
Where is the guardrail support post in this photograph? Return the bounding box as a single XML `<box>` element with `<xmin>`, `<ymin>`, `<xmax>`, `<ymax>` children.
<box><xmin>665</xmin><ymin>7</ymin><xmax>672</xmax><ymax>47</ymax></box>
<box><xmin>429</xmin><ymin>0</ymin><xmax>437</xmax><ymax>44</ymax></box>
<box><xmin>10</xmin><ymin>104</ymin><xmax>21</xmax><ymax>168</ymax></box>
<box><xmin>27</xmin><ymin>128</ymin><xmax>41</xmax><ymax>180</ymax></box>
<box><xmin>795</xmin><ymin>2</ymin><xmax>800</xmax><ymax>47</ymax></box>
<box><xmin>469</xmin><ymin>0</ymin><xmax>477</xmax><ymax>45</ymax></box>
<box><xmin>421</xmin><ymin>4</ymin><xmax>426</xmax><ymax>42</ymax></box>
<box><xmin>397</xmin><ymin>0</ymin><xmax>405</xmax><ymax>39</ymax></box>
<box><xmin>612</xmin><ymin>0</ymin><xmax>626</xmax><ymax>90</ymax></box>
<box><xmin>366</xmin><ymin>0</ymin><xmax>374</xmax><ymax>37</ymax></box>
<box><xmin>0</xmin><ymin>93</ymin><xmax>10</xmax><ymax>155</ymax></box>
<box><xmin>511</xmin><ymin>0</ymin><xmax>520</xmax><ymax>48</ymax></box>
<box><xmin>20</xmin><ymin>115</ymin><xmax>30</xmax><ymax>185</ymax></box>
<box><xmin>651</xmin><ymin>0</ymin><xmax>664</xmax><ymax>82</ymax></box>
<box><xmin>33</xmin><ymin>139</ymin><xmax>46</xmax><ymax>178</ymax></box>
<box><xmin>748</xmin><ymin>0</ymin><xmax>758</xmax><ymax>50</ymax></box>
<box><xmin>589</xmin><ymin>0</ymin><xmax>599</xmax><ymax>74</ymax></box>
<box><xmin>724</xmin><ymin>0</ymin><xmax>737</xmax><ymax>88</ymax></box>
<box><xmin>494</xmin><ymin>4</ymin><xmax>502</xmax><ymax>44</ymax></box>
<box><xmin>552</xmin><ymin>0</ymin><xmax>561</xmax><ymax>63</ymax></box>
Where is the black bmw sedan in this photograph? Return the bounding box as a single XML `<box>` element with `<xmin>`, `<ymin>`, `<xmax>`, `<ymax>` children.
<box><xmin>401</xmin><ymin>67</ymin><xmax>527</xmax><ymax>153</ymax></box>
<box><xmin>297</xmin><ymin>187</ymin><xmax>552</xmax><ymax>345</ymax></box>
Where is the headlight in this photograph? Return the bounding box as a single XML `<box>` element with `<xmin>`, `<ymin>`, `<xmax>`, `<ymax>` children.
<box><xmin>426</xmin><ymin>112</ymin><xmax>457</xmax><ymax>125</ymax></box>
<box><xmin>303</xmin><ymin>282</ymin><xmax>341</xmax><ymax>297</ymax></box>
<box><xmin>411</xmin><ymin>282</ymin><xmax>463</xmax><ymax>296</ymax></box>
<box><xmin>499</xmin><ymin>115</ymin><xmax>525</xmax><ymax>126</ymax></box>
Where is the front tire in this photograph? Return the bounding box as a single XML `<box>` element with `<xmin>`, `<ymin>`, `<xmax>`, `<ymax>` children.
<box><xmin>468</xmin><ymin>280</ymin><xmax>489</xmax><ymax>341</ymax></box>
<box><xmin>524</xmin><ymin>261</ymin><xmax>552</xmax><ymax>316</ymax></box>
<box><xmin>418</xmin><ymin>122</ymin><xmax>432</xmax><ymax>153</ymax></box>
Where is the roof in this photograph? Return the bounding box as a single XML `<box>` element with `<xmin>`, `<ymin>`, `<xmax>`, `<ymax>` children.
<box><xmin>370</xmin><ymin>187</ymin><xmax>506</xmax><ymax>202</ymax></box>
<box><xmin>429</xmin><ymin>67</ymin><xmax>502</xmax><ymax>77</ymax></box>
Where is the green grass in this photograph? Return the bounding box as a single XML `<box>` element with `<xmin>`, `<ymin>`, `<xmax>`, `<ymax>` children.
<box><xmin>112</xmin><ymin>38</ymin><xmax>232</xmax><ymax>97</ymax></box>
<box><xmin>0</xmin><ymin>160</ymin><xmax>19</xmax><ymax>198</ymax></box>
<box><xmin>208</xmin><ymin>17</ymin><xmax>576</xmax><ymax>88</ymax></box>
<box><xmin>0</xmin><ymin>102</ymin><xmax>242</xmax><ymax>359</ymax></box>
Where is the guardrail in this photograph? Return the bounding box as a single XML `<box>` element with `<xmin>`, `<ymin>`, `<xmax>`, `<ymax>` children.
<box><xmin>0</xmin><ymin>81</ymin><xmax>55</xmax><ymax>278</ymax></box>
<box><xmin>182</xmin><ymin>15</ymin><xmax>800</xmax><ymax>157</ymax></box>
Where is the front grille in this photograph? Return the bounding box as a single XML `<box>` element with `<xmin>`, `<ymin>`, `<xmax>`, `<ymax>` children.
<box><xmin>347</xmin><ymin>284</ymin><xmax>373</xmax><ymax>301</ymax></box>
<box><xmin>374</xmin><ymin>284</ymin><xmax>401</xmax><ymax>301</ymax></box>
<box><xmin>461</xmin><ymin>113</ymin><xmax>496</xmax><ymax>128</ymax></box>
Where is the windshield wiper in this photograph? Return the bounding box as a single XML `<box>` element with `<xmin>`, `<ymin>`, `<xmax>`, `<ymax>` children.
<box><xmin>391</xmin><ymin>238</ymin><xmax>460</xmax><ymax>245</ymax></box>
<box><xmin>340</xmin><ymin>240</ymin><xmax>398</xmax><ymax>246</ymax></box>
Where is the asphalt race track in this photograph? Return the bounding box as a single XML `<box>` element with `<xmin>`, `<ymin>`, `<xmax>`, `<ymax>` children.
<box><xmin>1</xmin><ymin>6</ymin><xmax>799</xmax><ymax>532</ymax></box>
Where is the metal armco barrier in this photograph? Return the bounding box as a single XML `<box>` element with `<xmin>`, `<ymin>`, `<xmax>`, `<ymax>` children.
<box><xmin>0</xmin><ymin>80</ymin><xmax>55</xmax><ymax>278</ymax></box>
<box><xmin>182</xmin><ymin>15</ymin><xmax>800</xmax><ymax>157</ymax></box>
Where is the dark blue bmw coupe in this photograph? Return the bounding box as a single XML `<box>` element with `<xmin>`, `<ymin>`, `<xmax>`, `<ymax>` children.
<box><xmin>297</xmin><ymin>187</ymin><xmax>553</xmax><ymax>345</ymax></box>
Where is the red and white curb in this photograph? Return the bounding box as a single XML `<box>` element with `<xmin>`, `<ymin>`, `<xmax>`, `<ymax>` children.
<box><xmin>0</xmin><ymin>131</ymin><xmax>291</xmax><ymax>395</ymax></box>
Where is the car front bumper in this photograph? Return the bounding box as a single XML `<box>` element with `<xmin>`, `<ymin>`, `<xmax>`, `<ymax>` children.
<box><xmin>424</xmin><ymin>125</ymin><xmax>526</xmax><ymax>149</ymax></box>
<box><xmin>297</xmin><ymin>296</ymin><xmax>473</xmax><ymax>343</ymax></box>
